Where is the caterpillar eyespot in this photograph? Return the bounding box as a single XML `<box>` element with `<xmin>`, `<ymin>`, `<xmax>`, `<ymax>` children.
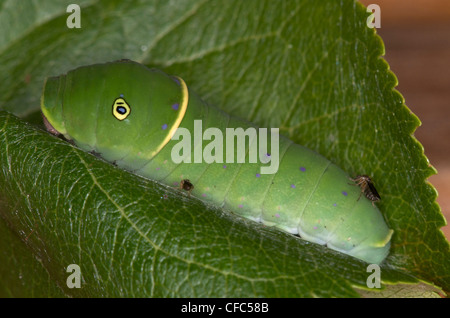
<box><xmin>40</xmin><ymin>60</ymin><xmax>393</xmax><ymax>264</ymax></box>
<box><xmin>112</xmin><ymin>97</ymin><xmax>131</xmax><ymax>120</ymax></box>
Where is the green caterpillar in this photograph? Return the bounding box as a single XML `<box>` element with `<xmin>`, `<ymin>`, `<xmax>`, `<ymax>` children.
<box><xmin>41</xmin><ymin>60</ymin><xmax>393</xmax><ymax>264</ymax></box>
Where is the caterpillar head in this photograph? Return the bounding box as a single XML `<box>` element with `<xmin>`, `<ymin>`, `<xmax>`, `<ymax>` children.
<box><xmin>41</xmin><ymin>60</ymin><xmax>188</xmax><ymax>162</ymax></box>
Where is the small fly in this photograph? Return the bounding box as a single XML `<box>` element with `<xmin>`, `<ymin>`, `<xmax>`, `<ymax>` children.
<box><xmin>350</xmin><ymin>175</ymin><xmax>380</xmax><ymax>206</ymax></box>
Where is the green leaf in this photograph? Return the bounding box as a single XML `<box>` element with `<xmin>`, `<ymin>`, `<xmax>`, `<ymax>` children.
<box><xmin>0</xmin><ymin>209</ymin><xmax>65</xmax><ymax>297</ymax></box>
<box><xmin>356</xmin><ymin>282</ymin><xmax>445</xmax><ymax>298</ymax></box>
<box><xmin>0</xmin><ymin>112</ymin><xmax>418</xmax><ymax>297</ymax></box>
<box><xmin>0</xmin><ymin>0</ymin><xmax>448</xmax><ymax>297</ymax></box>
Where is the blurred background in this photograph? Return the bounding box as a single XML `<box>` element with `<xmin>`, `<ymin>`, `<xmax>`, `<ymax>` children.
<box><xmin>359</xmin><ymin>0</ymin><xmax>450</xmax><ymax>239</ymax></box>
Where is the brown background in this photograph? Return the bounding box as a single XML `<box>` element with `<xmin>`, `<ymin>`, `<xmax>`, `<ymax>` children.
<box><xmin>359</xmin><ymin>0</ymin><xmax>450</xmax><ymax>239</ymax></box>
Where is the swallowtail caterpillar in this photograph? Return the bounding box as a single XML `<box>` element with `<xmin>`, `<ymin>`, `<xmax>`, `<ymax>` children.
<box><xmin>40</xmin><ymin>60</ymin><xmax>393</xmax><ymax>264</ymax></box>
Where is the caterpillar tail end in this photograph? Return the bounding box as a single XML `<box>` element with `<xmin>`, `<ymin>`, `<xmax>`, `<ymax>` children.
<box><xmin>348</xmin><ymin>229</ymin><xmax>394</xmax><ymax>265</ymax></box>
